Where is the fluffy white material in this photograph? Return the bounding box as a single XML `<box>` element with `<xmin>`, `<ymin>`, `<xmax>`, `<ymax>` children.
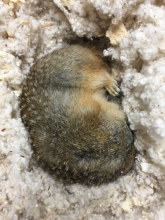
<box><xmin>0</xmin><ymin>0</ymin><xmax>165</xmax><ymax>219</ymax></box>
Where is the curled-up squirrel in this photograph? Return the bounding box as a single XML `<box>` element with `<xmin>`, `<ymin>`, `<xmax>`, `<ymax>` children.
<box><xmin>20</xmin><ymin>45</ymin><xmax>135</xmax><ymax>186</ymax></box>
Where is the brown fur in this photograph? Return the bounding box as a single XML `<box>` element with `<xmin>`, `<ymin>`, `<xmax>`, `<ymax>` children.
<box><xmin>20</xmin><ymin>45</ymin><xmax>135</xmax><ymax>186</ymax></box>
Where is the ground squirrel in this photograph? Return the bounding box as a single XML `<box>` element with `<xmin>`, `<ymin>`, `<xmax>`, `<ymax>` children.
<box><xmin>20</xmin><ymin>45</ymin><xmax>135</xmax><ymax>185</ymax></box>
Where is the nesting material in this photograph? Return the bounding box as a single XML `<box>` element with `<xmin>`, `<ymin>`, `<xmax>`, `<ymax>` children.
<box><xmin>106</xmin><ymin>21</ymin><xmax>128</xmax><ymax>46</ymax></box>
<box><xmin>0</xmin><ymin>0</ymin><xmax>165</xmax><ymax>219</ymax></box>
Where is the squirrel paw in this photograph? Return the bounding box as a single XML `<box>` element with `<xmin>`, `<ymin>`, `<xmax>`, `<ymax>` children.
<box><xmin>105</xmin><ymin>77</ymin><xmax>120</xmax><ymax>96</ymax></box>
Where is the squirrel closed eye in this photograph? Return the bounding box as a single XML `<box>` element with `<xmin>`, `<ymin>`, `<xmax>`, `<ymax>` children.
<box><xmin>20</xmin><ymin>45</ymin><xmax>135</xmax><ymax>186</ymax></box>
